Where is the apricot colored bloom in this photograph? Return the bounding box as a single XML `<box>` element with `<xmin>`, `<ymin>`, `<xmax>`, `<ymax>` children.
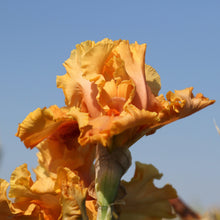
<box><xmin>1</xmin><ymin>126</ymin><xmax>176</xmax><ymax>220</ymax></box>
<box><xmin>35</xmin><ymin>134</ymin><xmax>177</xmax><ymax>219</ymax></box>
<box><xmin>0</xmin><ymin>163</ymin><xmax>96</xmax><ymax>219</ymax></box>
<box><xmin>0</xmin><ymin>161</ymin><xmax>176</xmax><ymax>220</ymax></box>
<box><xmin>0</xmin><ymin>164</ymin><xmax>60</xmax><ymax>219</ymax></box>
<box><xmin>0</xmin><ymin>129</ymin><xmax>97</xmax><ymax>219</ymax></box>
<box><xmin>13</xmin><ymin>38</ymin><xmax>214</xmax><ymax>218</ymax></box>
<box><xmin>16</xmin><ymin>38</ymin><xmax>214</xmax><ymax>150</ymax></box>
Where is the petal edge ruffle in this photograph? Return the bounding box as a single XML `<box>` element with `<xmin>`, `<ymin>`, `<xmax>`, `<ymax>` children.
<box><xmin>120</xmin><ymin>162</ymin><xmax>177</xmax><ymax>220</ymax></box>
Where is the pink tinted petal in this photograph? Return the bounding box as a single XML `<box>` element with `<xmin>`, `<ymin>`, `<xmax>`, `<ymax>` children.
<box><xmin>116</xmin><ymin>41</ymin><xmax>160</xmax><ymax>111</ymax></box>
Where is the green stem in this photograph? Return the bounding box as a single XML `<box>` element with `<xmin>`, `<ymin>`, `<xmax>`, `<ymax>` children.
<box><xmin>95</xmin><ymin>144</ymin><xmax>131</xmax><ymax>220</ymax></box>
<box><xmin>97</xmin><ymin>206</ymin><xmax>114</xmax><ymax>220</ymax></box>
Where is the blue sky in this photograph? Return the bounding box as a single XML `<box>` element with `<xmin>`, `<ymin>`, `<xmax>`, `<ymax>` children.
<box><xmin>0</xmin><ymin>0</ymin><xmax>219</xmax><ymax>212</ymax></box>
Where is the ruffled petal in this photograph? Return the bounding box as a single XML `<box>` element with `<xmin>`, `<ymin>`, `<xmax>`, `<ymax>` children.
<box><xmin>120</xmin><ymin>162</ymin><xmax>177</xmax><ymax>220</ymax></box>
<box><xmin>57</xmin><ymin>39</ymin><xmax>124</xmax><ymax>117</ymax></box>
<box><xmin>31</xmin><ymin>176</ymin><xmax>55</xmax><ymax>194</ymax></box>
<box><xmin>0</xmin><ymin>179</ymin><xmax>17</xmax><ymax>218</ymax></box>
<box><xmin>57</xmin><ymin>40</ymin><xmax>95</xmax><ymax>107</ymax></box>
<box><xmin>97</xmin><ymin>79</ymin><xmax>135</xmax><ymax>114</ymax></box>
<box><xmin>16</xmin><ymin>105</ymin><xmax>69</xmax><ymax>148</ymax></box>
<box><xmin>79</xmin><ymin>105</ymin><xmax>158</xmax><ymax>147</ymax></box>
<box><xmin>55</xmin><ymin>39</ymin><xmax>215</xmax><ymax>150</ymax></box>
<box><xmin>16</xmin><ymin>106</ymin><xmax>89</xmax><ymax>149</ymax></box>
<box><xmin>79</xmin><ymin>115</ymin><xmax>113</xmax><ymax>147</ymax></box>
<box><xmin>1</xmin><ymin>164</ymin><xmax>95</xmax><ymax>219</ymax></box>
<box><xmin>111</xmin><ymin>105</ymin><xmax>159</xmax><ymax>147</ymax></box>
<box><xmin>55</xmin><ymin>167</ymin><xmax>88</xmax><ymax>220</ymax></box>
<box><xmin>57</xmin><ymin>70</ymin><xmax>101</xmax><ymax>118</ymax></box>
<box><xmin>7</xmin><ymin>164</ymin><xmax>61</xmax><ymax>219</ymax></box>
<box><xmin>35</xmin><ymin>137</ymin><xmax>95</xmax><ymax>186</ymax></box>
<box><xmin>81</xmin><ymin>38</ymin><xmax>115</xmax><ymax>84</ymax></box>
<box><xmin>9</xmin><ymin>163</ymin><xmax>34</xmax><ymax>199</ymax></box>
<box><xmin>116</xmin><ymin>40</ymin><xmax>161</xmax><ymax>111</ymax></box>
<box><xmin>0</xmin><ymin>178</ymin><xmax>43</xmax><ymax>219</ymax></box>
<box><xmin>156</xmin><ymin>87</ymin><xmax>215</xmax><ymax>128</ymax></box>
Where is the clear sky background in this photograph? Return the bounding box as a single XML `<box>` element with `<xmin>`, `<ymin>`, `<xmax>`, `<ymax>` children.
<box><xmin>0</xmin><ymin>0</ymin><xmax>219</xmax><ymax>213</ymax></box>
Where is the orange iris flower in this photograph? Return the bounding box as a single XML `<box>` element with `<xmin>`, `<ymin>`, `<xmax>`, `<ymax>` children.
<box><xmin>16</xmin><ymin>38</ymin><xmax>214</xmax><ymax>149</ymax></box>
<box><xmin>0</xmin><ymin>38</ymin><xmax>214</xmax><ymax>219</ymax></box>
<box><xmin>0</xmin><ymin>161</ymin><xmax>176</xmax><ymax>219</ymax></box>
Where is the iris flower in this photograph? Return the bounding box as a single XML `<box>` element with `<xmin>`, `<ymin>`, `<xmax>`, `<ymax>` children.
<box><xmin>2</xmin><ymin>38</ymin><xmax>214</xmax><ymax>219</ymax></box>
<box><xmin>0</xmin><ymin>163</ymin><xmax>96</xmax><ymax>219</ymax></box>
<box><xmin>1</xmin><ymin>123</ymin><xmax>177</xmax><ymax>219</ymax></box>
<box><xmin>16</xmin><ymin>38</ymin><xmax>214</xmax><ymax>150</ymax></box>
<box><xmin>0</xmin><ymin>161</ymin><xmax>176</xmax><ymax>220</ymax></box>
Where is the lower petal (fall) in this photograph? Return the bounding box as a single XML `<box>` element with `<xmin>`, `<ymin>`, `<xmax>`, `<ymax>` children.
<box><xmin>120</xmin><ymin>162</ymin><xmax>177</xmax><ymax>220</ymax></box>
<box><xmin>16</xmin><ymin>105</ymin><xmax>89</xmax><ymax>149</ymax></box>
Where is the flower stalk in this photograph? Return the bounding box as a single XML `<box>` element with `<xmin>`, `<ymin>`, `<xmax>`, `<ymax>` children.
<box><xmin>95</xmin><ymin>144</ymin><xmax>131</xmax><ymax>220</ymax></box>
